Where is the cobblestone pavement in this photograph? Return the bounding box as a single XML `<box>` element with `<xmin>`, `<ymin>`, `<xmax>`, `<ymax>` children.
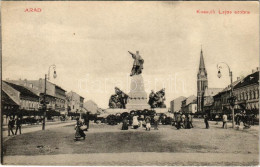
<box><xmin>3</xmin><ymin>152</ymin><xmax>259</xmax><ymax>166</ymax></box>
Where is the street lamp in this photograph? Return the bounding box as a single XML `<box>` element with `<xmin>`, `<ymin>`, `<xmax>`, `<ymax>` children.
<box><xmin>42</xmin><ymin>64</ymin><xmax>57</xmax><ymax>130</ymax></box>
<box><xmin>217</xmin><ymin>62</ymin><xmax>235</xmax><ymax>128</ymax></box>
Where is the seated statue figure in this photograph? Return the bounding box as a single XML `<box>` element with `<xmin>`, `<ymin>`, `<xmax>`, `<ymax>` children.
<box><xmin>109</xmin><ymin>94</ymin><xmax>118</xmax><ymax>108</ymax></box>
<box><xmin>148</xmin><ymin>88</ymin><xmax>166</xmax><ymax>108</ymax></box>
<box><xmin>148</xmin><ymin>90</ymin><xmax>156</xmax><ymax>108</ymax></box>
<box><xmin>115</xmin><ymin>87</ymin><xmax>129</xmax><ymax>109</ymax></box>
<box><xmin>109</xmin><ymin>87</ymin><xmax>129</xmax><ymax>109</ymax></box>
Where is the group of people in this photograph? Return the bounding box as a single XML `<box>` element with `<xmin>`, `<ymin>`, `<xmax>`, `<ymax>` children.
<box><xmin>208</xmin><ymin>111</ymin><xmax>256</xmax><ymax>129</ymax></box>
<box><xmin>121</xmin><ymin>113</ymin><xmax>161</xmax><ymax>131</ymax></box>
<box><xmin>8</xmin><ymin>116</ymin><xmax>22</xmax><ymax>136</ymax></box>
<box><xmin>174</xmin><ymin>113</ymin><xmax>193</xmax><ymax>130</ymax></box>
<box><xmin>235</xmin><ymin>112</ymin><xmax>256</xmax><ymax>128</ymax></box>
<box><xmin>204</xmin><ymin>114</ymin><xmax>228</xmax><ymax>129</ymax></box>
<box><xmin>121</xmin><ymin>113</ymin><xmax>194</xmax><ymax>131</ymax></box>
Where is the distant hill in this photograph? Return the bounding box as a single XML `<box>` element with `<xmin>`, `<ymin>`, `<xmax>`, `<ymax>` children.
<box><xmin>83</xmin><ymin>100</ymin><xmax>103</xmax><ymax>114</ymax></box>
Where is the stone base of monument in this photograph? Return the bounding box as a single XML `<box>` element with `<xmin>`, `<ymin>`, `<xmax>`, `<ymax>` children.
<box><xmin>153</xmin><ymin>108</ymin><xmax>168</xmax><ymax>114</ymax></box>
<box><xmin>125</xmin><ymin>103</ymin><xmax>150</xmax><ymax>110</ymax></box>
<box><xmin>125</xmin><ymin>74</ymin><xmax>151</xmax><ymax>110</ymax></box>
<box><xmin>104</xmin><ymin>108</ymin><xmax>129</xmax><ymax>115</ymax></box>
<box><xmin>104</xmin><ymin>108</ymin><xmax>168</xmax><ymax>114</ymax></box>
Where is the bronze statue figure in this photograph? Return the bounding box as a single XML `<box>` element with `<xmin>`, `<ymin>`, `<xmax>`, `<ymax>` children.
<box><xmin>148</xmin><ymin>88</ymin><xmax>166</xmax><ymax>108</ymax></box>
<box><xmin>128</xmin><ymin>51</ymin><xmax>144</xmax><ymax>76</ymax></box>
<box><xmin>108</xmin><ymin>87</ymin><xmax>129</xmax><ymax>109</ymax></box>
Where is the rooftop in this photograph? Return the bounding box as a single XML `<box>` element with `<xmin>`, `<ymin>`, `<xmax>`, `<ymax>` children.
<box><xmin>4</xmin><ymin>81</ymin><xmax>39</xmax><ymax>99</ymax></box>
<box><xmin>234</xmin><ymin>71</ymin><xmax>259</xmax><ymax>89</ymax></box>
<box><xmin>2</xmin><ymin>90</ymin><xmax>19</xmax><ymax>106</ymax></box>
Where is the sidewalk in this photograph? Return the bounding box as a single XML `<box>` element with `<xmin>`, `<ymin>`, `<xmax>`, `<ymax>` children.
<box><xmin>2</xmin><ymin>120</ymin><xmax>71</xmax><ymax>130</ymax></box>
<box><xmin>3</xmin><ymin>152</ymin><xmax>259</xmax><ymax>166</ymax></box>
<box><xmin>2</xmin><ymin>120</ymin><xmax>75</xmax><ymax>139</ymax></box>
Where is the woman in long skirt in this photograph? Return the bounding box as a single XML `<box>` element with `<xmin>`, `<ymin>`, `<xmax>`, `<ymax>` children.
<box><xmin>75</xmin><ymin>118</ymin><xmax>86</xmax><ymax>141</ymax></box>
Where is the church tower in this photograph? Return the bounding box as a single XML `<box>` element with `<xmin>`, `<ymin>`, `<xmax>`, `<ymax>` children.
<box><xmin>197</xmin><ymin>48</ymin><xmax>208</xmax><ymax>113</ymax></box>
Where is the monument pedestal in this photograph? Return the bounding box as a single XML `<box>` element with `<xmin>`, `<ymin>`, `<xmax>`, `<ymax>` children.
<box><xmin>126</xmin><ymin>75</ymin><xmax>150</xmax><ymax>110</ymax></box>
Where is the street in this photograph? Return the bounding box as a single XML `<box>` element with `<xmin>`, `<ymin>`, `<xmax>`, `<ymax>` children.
<box><xmin>2</xmin><ymin>119</ymin><xmax>259</xmax><ymax>165</ymax></box>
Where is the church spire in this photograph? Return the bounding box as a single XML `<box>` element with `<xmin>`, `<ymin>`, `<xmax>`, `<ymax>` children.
<box><xmin>199</xmin><ymin>47</ymin><xmax>205</xmax><ymax>69</ymax></box>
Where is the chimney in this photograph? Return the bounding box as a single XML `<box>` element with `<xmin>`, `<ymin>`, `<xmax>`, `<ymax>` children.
<box><xmin>256</xmin><ymin>67</ymin><xmax>259</xmax><ymax>71</ymax></box>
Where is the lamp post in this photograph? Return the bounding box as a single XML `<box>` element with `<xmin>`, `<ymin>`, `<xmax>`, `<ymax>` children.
<box><xmin>42</xmin><ymin>64</ymin><xmax>57</xmax><ymax>130</ymax></box>
<box><xmin>217</xmin><ymin>62</ymin><xmax>235</xmax><ymax>128</ymax></box>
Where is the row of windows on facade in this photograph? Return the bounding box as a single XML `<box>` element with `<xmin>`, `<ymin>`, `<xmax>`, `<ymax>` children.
<box><xmin>4</xmin><ymin>106</ymin><xmax>16</xmax><ymax>110</ymax></box>
<box><xmin>221</xmin><ymin>89</ymin><xmax>259</xmax><ymax>103</ymax></box>
<box><xmin>20</xmin><ymin>100</ymin><xmax>65</xmax><ymax>110</ymax></box>
<box><xmin>20</xmin><ymin>100</ymin><xmax>39</xmax><ymax>109</ymax></box>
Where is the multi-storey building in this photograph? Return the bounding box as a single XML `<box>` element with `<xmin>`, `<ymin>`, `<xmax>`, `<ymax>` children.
<box><xmin>2</xmin><ymin>81</ymin><xmax>39</xmax><ymax>111</ymax></box>
<box><xmin>181</xmin><ymin>95</ymin><xmax>197</xmax><ymax>113</ymax></box>
<box><xmin>212</xmin><ymin>68</ymin><xmax>259</xmax><ymax>117</ymax></box>
<box><xmin>170</xmin><ymin>96</ymin><xmax>186</xmax><ymax>113</ymax></box>
<box><xmin>233</xmin><ymin>69</ymin><xmax>259</xmax><ymax>114</ymax></box>
<box><xmin>55</xmin><ymin>85</ymin><xmax>66</xmax><ymax>114</ymax></box>
<box><xmin>6</xmin><ymin>78</ymin><xmax>66</xmax><ymax>112</ymax></box>
<box><xmin>203</xmin><ymin>87</ymin><xmax>223</xmax><ymax>115</ymax></box>
<box><xmin>66</xmin><ymin>91</ymin><xmax>85</xmax><ymax>113</ymax></box>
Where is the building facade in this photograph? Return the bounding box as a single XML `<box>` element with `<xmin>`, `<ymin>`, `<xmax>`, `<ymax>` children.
<box><xmin>181</xmin><ymin>95</ymin><xmax>197</xmax><ymax>113</ymax></box>
<box><xmin>55</xmin><ymin>85</ymin><xmax>66</xmax><ymax>113</ymax></box>
<box><xmin>66</xmin><ymin>91</ymin><xmax>85</xmax><ymax>113</ymax></box>
<box><xmin>6</xmin><ymin>78</ymin><xmax>66</xmax><ymax>112</ymax></box>
<box><xmin>197</xmin><ymin>49</ymin><xmax>208</xmax><ymax>113</ymax></box>
<box><xmin>170</xmin><ymin>96</ymin><xmax>186</xmax><ymax>113</ymax></box>
<box><xmin>203</xmin><ymin>87</ymin><xmax>223</xmax><ymax>115</ymax></box>
<box><xmin>3</xmin><ymin>81</ymin><xmax>39</xmax><ymax>111</ymax></box>
<box><xmin>233</xmin><ymin>70</ymin><xmax>259</xmax><ymax>115</ymax></box>
<box><xmin>212</xmin><ymin>69</ymin><xmax>259</xmax><ymax>117</ymax></box>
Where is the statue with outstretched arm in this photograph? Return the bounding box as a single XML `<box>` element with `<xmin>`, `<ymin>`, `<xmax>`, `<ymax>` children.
<box><xmin>128</xmin><ymin>51</ymin><xmax>144</xmax><ymax>76</ymax></box>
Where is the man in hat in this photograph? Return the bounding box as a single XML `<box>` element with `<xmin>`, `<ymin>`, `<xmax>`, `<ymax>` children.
<box><xmin>128</xmin><ymin>51</ymin><xmax>144</xmax><ymax>76</ymax></box>
<box><xmin>8</xmin><ymin>116</ymin><xmax>15</xmax><ymax>136</ymax></box>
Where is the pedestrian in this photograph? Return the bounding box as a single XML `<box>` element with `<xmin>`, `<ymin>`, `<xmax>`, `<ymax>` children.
<box><xmin>215</xmin><ymin>114</ymin><xmax>219</xmax><ymax>125</ymax></box>
<box><xmin>171</xmin><ymin>113</ymin><xmax>176</xmax><ymax>126</ymax></box>
<box><xmin>145</xmin><ymin>116</ymin><xmax>151</xmax><ymax>131</ymax></box>
<box><xmin>15</xmin><ymin>117</ymin><xmax>22</xmax><ymax>135</ymax></box>
<box><xmin>132</xmin><ymin>115</ymin><xmax>139</xmax><ymax>129</ymax></box>
<box><xmin>188</xmin><ymin>114</ymin><xmax>193</xmax><ymax>128</ymax></box>
<box><xmin>74</xmin><ymin>117</ymin><xmax>86</xmax><ymax>141</ymax></box>
<box><xmin>138</xmin><ymin>116</ymin><xmax>143</xmax><ymax>128</ymax></box>
<box><xmin>84</xmin><ymin>112</ymin><xmax>90</xmax><ymax>131</ymax></box>
<box><xmin>8</xmin><ymin>116</ymin><xmax>15</xmax><ymax>136</ymax></box>
<box><xmin>154</xmin><ymin>114</ymin><xmax>159</xmax><ymax>130</ymax></box>
<box><xmin>184</xmin><ymin>114</ymin><xmax>188</xmax><ymax>129</ymax></box>
<box><xmin>176</xmin><ymin>113</ymin><xmax>182</xmax><ymax>130</ymax></box>
<box><xmin>223</xmin><ymin>113</ymin><xmax>228</xmax><ymax>129</ymax></box>
<box><xmin>181</xmin><ymin>114</ymin><xmax>186</xmax><ymax>129</ymax></box>
<box><xmin>121</xmin><ymin>117</ymin><xmax>128</xmax><ymax>130</ymax></box>
<box><xmin>204</xmin><ymin>115</ymin><xmax>209</xmax><ymax>129</ymax></box>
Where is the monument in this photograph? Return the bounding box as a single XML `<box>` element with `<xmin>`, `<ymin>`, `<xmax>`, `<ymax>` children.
<box><xmin>126</xmin><ymin>51</ymin><xmax>150</xmax><ymax>110</ymax></box>
<box><xmin>106</xmin><ymin>50</ymin><xmax>167</xmax><ymax>114</ymax></box>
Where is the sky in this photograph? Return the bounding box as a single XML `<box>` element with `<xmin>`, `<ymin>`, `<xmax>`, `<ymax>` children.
<box><xmin>2</xmin><ymin>1</ymin><xmax>259</xmax><ymax>108</ymax></box>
